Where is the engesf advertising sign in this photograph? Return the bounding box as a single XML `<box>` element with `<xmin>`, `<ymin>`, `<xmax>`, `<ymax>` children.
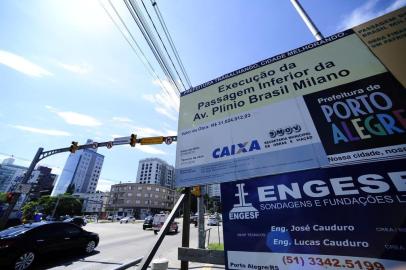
<box><xmin>175</xmin><ymin>8</ymin><xmax>406</xmax><ymax>187</ymax></box>
<box><xmin>221</xmin><ymin>159</ymin><xmax>406</xmax><ymax>270</ymax></box>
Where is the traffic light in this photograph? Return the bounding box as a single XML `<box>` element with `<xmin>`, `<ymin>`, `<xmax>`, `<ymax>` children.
<box><xmin>130</xmin><ymin>134</ymin><xmax>137</xmax><ymax>147</ymax></box>
<box><xmin>191</xmin><ymin>186</ymin><xmax>201</xmax><ymax>197</ymax></box>
<box><xmin>6</xmin><ymin>192</ymin><xmax>14</xmax><ymax>203</ymax></box>
<box><xmin>69</xmin><ymin>141</ymin><xmax>79</xmax><ymax>153</ymax></box>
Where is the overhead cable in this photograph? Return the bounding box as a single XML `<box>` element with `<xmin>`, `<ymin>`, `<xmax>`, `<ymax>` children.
<box><xmin>98</xmin><ymin>0</ymin><xmax>173</xmax><ymax>95</ymax></box>
<box><xmin>149</xmin><ymin>0</ymin><xmax>192</xmax><ymax>88</ymax></box>
<box><xmin>125</xmin><ymin>0</ymin><xmax>182</xmax><ymax>93</ymax></box>
<box><xmin>140</xmin><ymin>0</ymin><xmax>187</xmax><ymax>90</ymax></box>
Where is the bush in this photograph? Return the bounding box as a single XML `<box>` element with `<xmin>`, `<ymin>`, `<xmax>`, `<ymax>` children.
<box><xmin>207</xmin><ymin>243</ymin><xmax>224</xmax><ymax>250</ymax></box>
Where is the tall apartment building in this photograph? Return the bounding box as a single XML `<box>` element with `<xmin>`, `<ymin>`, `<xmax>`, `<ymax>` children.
<box><xmin>0</xmin><ymin>158</ymin><xmax>27</xmax><ymax>192</ymax></box>
<box><xmin>28</xmin><ymin>166</ymin><xmax>57</xmax><ymax>199</ymax></box>
<box><xmin>136</xmin><ymin>158</ymin><xmax>175</xmax><ymax>188</ymax></box>
<box><xmin>51</xmin><ymin>139</ymin><xmax>104</xmax><ymax>196</ymax></box>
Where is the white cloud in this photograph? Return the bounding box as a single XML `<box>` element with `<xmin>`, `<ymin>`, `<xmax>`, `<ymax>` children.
<box><xmin>57</xmin><ymin>111</ymin><xmax>102</xmax><ymax>127</ymax></box>
<box><xmin>46</xmin><ymin>106</ymin><xmax>102</xmax><ymax>127</ymax></box>
<box><xmin>57</xmin><ymin>62</ymin><xmax>92</xmax><ymax>75</ymax></box>
<box><xmin>142</xmin><ymin>79</ymin><xmax>180</xmax><ymax>121</ymax></box>
<box><xmin>97</xmin><ymin>178</ymin><xmax>116</xmax><ymax>192</ymax></box>
<box><xmin>129</xmin><ymin>126</ymin><xmax>163</xmax><ymax>137</ymax></box>
<box><xmin>112</xmin><ymin>117</ymin><xmax>133</xmax><ymax>123</ymax></box>
<box><xmin>11</xmin><ymin>125</ymin><xmax>71</xmax><ymax>136</ymax></box>
<box><xmin>0</xmin><ymin>50</ymin><xmax>52</xmax><ymax>77</ymax></box>
<box><xmin>136</xmin><ymin>145</ymin><xmax>166</xmax><ymax>155</ymax></box>
<box><xmin>338</xmin><ymin>0</ymin><xmax>406</xmax><ymax>30</ymax></box>
<box><xmin>163</xmin><ymin>128</ymin><xmax>177</xmax><ymax>136</ymax></box>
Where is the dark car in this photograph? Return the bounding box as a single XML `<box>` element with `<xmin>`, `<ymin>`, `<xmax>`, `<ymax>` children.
<box><xmin>63</xmin><ymin>217</ymin><xmax>87</xmax><ymax>227</ymax></box>
<box><xmin>143</xmin><ymin>216</ymin><xmax>153</xmax><ymax>230</ymax></box>
<box><xmin>0</xmin><ymin>221</ymin><xmax>99</xmax><ymax>270</ymax></box>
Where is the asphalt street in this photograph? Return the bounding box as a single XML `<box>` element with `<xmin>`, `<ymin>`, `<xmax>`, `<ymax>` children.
<box><xmin>31</xmin><ymin>219</ymin><xmax>224</xmax><ymax>270</ymax></box>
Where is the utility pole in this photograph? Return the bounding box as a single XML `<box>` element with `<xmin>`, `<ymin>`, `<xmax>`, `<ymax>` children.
<box><xmin>51</xmin><ymin>195</ymin><xmax>61</xmax><ymax>218</ymax></box>
<box><xmin>290</xmin><ymin>0</ymin><xmax>324</xmax><ymax>41</ymax></box>
<box><xmin>181</xmin><ymin>188</ymin><xmax>191</xmax><ymax>270</ymax></box>
<box><xmin>197</xmin><ymin>187</ymin><xmax>205</xmax><ymax>249</ymax></box>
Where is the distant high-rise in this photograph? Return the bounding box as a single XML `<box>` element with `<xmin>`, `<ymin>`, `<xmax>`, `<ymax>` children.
<box><xmin>51</xmin><ymin>139</ymin><xmax>104</xmax><ymax>196</ymax></box>
<box><xmin>0</xmin><ymin>158</ymin><xmax>26</xmax><ymax>192</ymax></box>
<box><xmin>28</xmin><ymin>166</ymin><xmax>57</xmax><ymax>199</ymax></box>
<box><xmin>136</xmin><ymin>158</ymin><xmax>174</xmax><ymax>188</ymax></box>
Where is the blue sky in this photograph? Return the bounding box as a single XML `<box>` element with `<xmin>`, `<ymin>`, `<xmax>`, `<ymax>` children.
<box><xmin>0</xmin><ymin>0</ymin><xmax>404</xmax><ymax>191</ymax></box>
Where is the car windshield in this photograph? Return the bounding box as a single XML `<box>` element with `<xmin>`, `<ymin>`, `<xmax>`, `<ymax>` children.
<box><xmin>0</xmin><ymin>223</ymin><xmax>41</xmax><ymax>238</ymax></box>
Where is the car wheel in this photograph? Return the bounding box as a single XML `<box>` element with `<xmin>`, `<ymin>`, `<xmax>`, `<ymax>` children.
<box><xmin>84</xmin><ymin>240</ymin><xmax>96</xmax><ymax>254</ymax></box>
<box><xmin>14</xmin><ymin>251</ymin><xmax>35</xmax><ymax>270</ymax></box>
<box><xmin>143</xmin><ymin>226</ymin><xmax>146</xmax><ymax>230</ymax></box>
<box><xmin>154</xmin><ymin>230</ymin><xmax>158</xmax><ymax>235</ymax></box>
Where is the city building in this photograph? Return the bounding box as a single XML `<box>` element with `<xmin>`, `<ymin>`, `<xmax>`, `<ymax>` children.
<box><xmin>51</xmin><ymin>139</ymin><xmax>104</xmax><ymax>196</ymax></box>
<box><xmin>0</xmin><ymin>158</ymin><xmax>27</xmax><ymax>193</ymax></box>
<box><xmin>28</xmin><ymin>166</ymin><xmax>57</xmax><ymax>200</ymax></box>
<box><xmin>136</xmin><ymin>158</ymin><xmax>175</xmax><ymax>188</ymax></box>
<box><xmin>74</xmin><ymin>191</ymin><xmax>105</xmax><ymax>214</ymax></box>
<box><xmin>207</xmin><ymin>184</ymin><xmax>221</xmax><ymax>198</ymax></box>
<box><xmin>106</xmin><ymin>183</ymin><xmax>176</xmax><ymax>219</ymax></box>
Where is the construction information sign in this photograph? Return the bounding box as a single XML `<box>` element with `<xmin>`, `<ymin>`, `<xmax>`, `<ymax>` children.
<box><xmin>175</xmin><ymin>8</ymin><xmax>406</xmax><ymax>187</ymax></box>
<box><xmin>221</xmin><ymin>159</ymin><xmax>406</xmax><ymax>270</ymax></box>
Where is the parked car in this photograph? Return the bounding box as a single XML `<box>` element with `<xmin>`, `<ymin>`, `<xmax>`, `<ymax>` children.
<box><xmin>0</xmin><ymin>221</ymin><xmax>99</xmax><ymax>270</ymax></box>
<box><xmin>120</xmin><ymin>216</ymin><xmax>135</xmax><ymax>224</ymax></box>
<box><xmin>152</xmin><ymin>213</ymin><xmax>178</xmax><ymax>234</ymax></box>
<box><xmin>107</xmin><ymin>215</ymin><xmax>122</xmax><ymax>221</ymax></box>
<box><xmin>64</xmin><ymin>217</ymin><xmax>87</xmax><ymax>227</ymax></box>
<box><xmin>143</xmin><ymin>216</ymin><xmax>153</xmax><ymax>230</ymax></box>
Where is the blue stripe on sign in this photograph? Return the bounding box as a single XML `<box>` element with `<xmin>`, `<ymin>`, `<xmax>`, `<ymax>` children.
<box><xmin>175</xmin><ymin>143</ymin><xmax>328</xmax><ymax>187</ymax></box>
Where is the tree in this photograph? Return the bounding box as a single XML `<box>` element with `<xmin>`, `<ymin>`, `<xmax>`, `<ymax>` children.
<box><xmin>0</xmin><ymin>192</ymin><xmax>6</xmax><ymax>203</ymax></box>
<box><xmin>22</xmin><ymin>201</ymin><xmax>39</xmax><ymax>221</ymax></box>
<box><xmin>22</xmin><ymin>194</ymin><xmax>83</xmax><ymax>221</ymax></box>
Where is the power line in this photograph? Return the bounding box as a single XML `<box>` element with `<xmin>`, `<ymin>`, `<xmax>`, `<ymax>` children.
<box><xmin>140</xmin><ymin>0</ymin><xmax>187</xmax><ymax>90</ymax></box>
<box><xmin>125</xmin><ymin>0</ymin><xmax>182</xmax><ymax>93</ymax></box>
<box><xmin>98</xmin><ymin>0</ymin><xmax>174</xmax><ymax>96</ymax></box>
<box><xmin>125</xmin><ymin>0</ymin><xmax>181</xmax><ymax>93</ymax></box>
<box><xmin>149</xmin><ymin>0</ymin><xmax>192</xmax><ymax>88</ymax></box>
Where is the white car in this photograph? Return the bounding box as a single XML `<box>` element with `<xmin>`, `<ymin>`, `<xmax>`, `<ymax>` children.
<box><xmin>120</xmin><ymin>216</ymin><xmax>135</xmax><ymax>223</ymax></box>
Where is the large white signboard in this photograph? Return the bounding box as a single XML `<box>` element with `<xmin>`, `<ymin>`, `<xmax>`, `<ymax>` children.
<box><xmin>176</xmin><ymin>20</ymin><xmax>406</xmax><ymax>187</ymax></box>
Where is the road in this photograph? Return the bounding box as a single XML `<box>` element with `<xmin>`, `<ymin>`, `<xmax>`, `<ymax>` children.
<box><xmin>32</xmin><ymin>219</ymin><xmax>224</xmax><ymax>270</ymax></box>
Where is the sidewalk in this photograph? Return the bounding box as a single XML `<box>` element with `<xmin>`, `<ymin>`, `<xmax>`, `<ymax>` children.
<box><xmin>130</xmin><ymin>220</ymin><xmax>225</xmax><ymax>270</ymax></box>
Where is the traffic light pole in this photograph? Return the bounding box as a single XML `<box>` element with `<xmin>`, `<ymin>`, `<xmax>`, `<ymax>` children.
<box><xmin>0</xmin><ymin>147</ymin><xmax>43</xmax><ymax>229</ymax></box>
<box><xmin>0</xmin><ymin>134</ymin><xmax>178</xmax><ymax>230</ymax></box>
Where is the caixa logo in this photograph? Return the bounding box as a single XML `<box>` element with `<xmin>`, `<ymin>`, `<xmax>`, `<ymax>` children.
<box><xmin>269</xmin><ymin>124</ymin><xmax>301</xmax><ymax>138</ymax></box>
<box><xmin>212</xmin><ymin>140</ymin><xmax>261</xmax><ymax>158</ymax></box>
<box><xmin>229</xmin><ymin>183</ymin><xmax>259</xmax><ymax>220</ymax></box>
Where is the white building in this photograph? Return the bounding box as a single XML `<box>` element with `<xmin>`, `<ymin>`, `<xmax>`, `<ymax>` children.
<box><xmin>51</xmin><ymin>139</ymin><xmax>104</xmax><ymax>196</ymax></box>
<box><xmin>136</xmin><ymin>158</ymin><xmax>175</xmax><ymax>188</ymax></box>
<box><xmin>74</xmin><ymin>191</ymin><xmax>105</xmax><ymax>213</ymax></box>
<box><xmin>0</xmin><ymin>158</ymin><xmax>27</xmax><ymax>193</ymax></box>
<box><xmin>207</xmin><ymin>184</ymin><xmax>221</xmax><ymax>198</ymax></box>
